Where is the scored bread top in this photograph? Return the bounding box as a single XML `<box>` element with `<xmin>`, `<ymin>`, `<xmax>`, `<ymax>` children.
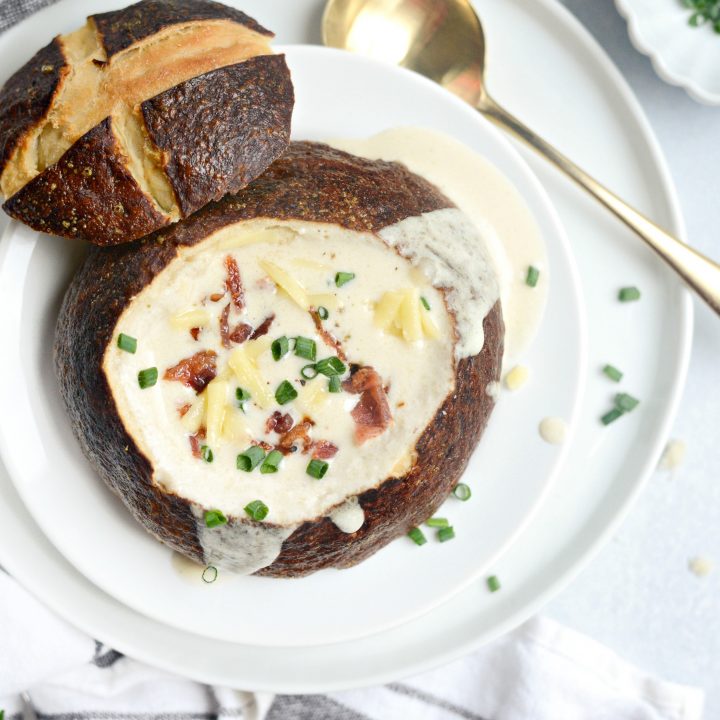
<box><xmin>141</xmin><ymin>55</ymin><xmax>292</xmax><ymax>217</ymax></box>
<box><xmin>0</xmin><ymin>0</ymin><xmax>293</xmax><ymax>245</ymax></box>
<box><xmin>0</xmin><ymin>0</ymin><xmax>274</xmax><ymax>198</ymax></box>
<box><xmin>91</xmin><ymin>0</ymin><xmax>272</xmax><ymax>58</ymax></box>
<box><xmin>4</xmin><ymin>56</ymin><xmax>293</xmax><ymax>242</ymax></box>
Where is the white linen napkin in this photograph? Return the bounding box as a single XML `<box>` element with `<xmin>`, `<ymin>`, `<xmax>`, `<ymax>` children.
<box><xmin>0</xmin><ymin>570</ymin><xmax>703</xmax><ymax>720</ymax></box>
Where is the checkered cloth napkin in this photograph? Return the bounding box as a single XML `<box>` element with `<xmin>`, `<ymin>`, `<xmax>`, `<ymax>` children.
<box><xmin>0</xmin><ymin>2</ymin><xmax>706</xmax><ymax>718</ymax></box>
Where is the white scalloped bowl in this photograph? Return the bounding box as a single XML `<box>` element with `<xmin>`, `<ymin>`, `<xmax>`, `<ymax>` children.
<box><xmin>616</xmin><ymin>0</ymin><xmax>720</xmax><ymax>105</ymax></box>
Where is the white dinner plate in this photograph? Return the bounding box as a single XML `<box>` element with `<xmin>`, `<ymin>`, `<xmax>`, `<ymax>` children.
<box><xmin>0</xmin><ymin>35</ymin><xmax>585</xmax><ymax>645</ymax></box>
<box><xmin>0</xmin><ymin>0</ymin><xmax>691</xmax><ymax>689</ymax></box>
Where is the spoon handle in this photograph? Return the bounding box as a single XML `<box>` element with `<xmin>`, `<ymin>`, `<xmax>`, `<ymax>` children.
<box><xmin>479</xmin><ymin>95</ymin><xmax>720</xmax><ymax>315</ymax></box>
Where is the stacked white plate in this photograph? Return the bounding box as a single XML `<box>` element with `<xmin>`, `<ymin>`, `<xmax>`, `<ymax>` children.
<box><xmin>0</xmin><ymin>0</ymin><xmax>691</xmax><ymax>691</ymax></box>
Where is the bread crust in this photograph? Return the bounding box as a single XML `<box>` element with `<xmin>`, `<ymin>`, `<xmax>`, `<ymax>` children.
<box><xmin>55</xmin><ymin>142</ymin><xmax>504</xmax><ymax>576</ymax></box>
<box><xmin>156</xmin><ymin>141</ymin><xmax>455</xmax><ymax>237</ymax></box>
<box><xmin>3</xmin><ymin>117</ymin><xmax>170</xmax><ymax>243</ymax></box>
<box><xmin>91</xmin><ymin>0</ymin><xmax>272</xmax><ymax>58</ymax></box>
<box><xmin>0</xmin><ymin>1</ymin><xmax>291</xmax><ymax>245</ymax></box>
<box><xmin>141</xmin><ymin>54</ymin><xmax>293</xmax><ymax>217</ymax></box>
<box><xmin>0</xmin><ymin>38</ymin><xmax>67</xmax><ymax>172</ymax></box>
<box><xmin>3</xmin><ymin>56</ymin><xmax>293</xmax><ymax>245</ymax></box>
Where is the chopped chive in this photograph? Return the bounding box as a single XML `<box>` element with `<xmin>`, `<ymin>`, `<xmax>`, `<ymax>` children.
<box><xmin>618</xmin><ymin>286</ymin><xmax>641</xmax><ymax>302</ymax></box>
<box><xmin>301</xmin><ymin>364</ymin><xmax>318</xmax><ymax>379</ymax></box>
<box><xmin>117</xmin><ymin>333</ymin><xmax>137</xmax><ymax>353</ymax></box>
<box><xmin>244</xmin><ymin>499</ymin><xmax>269</xmax><ymax>521</ymax></box>
<box><xmin>260</xmin><ymin>449</ymin><xmax>283</xmax><ymax>474</ymax></box>
<box><xmin>426</xmin><ymin>517</ymin><xmax>449</xmax><ymax>528</ymax></box>
<box><xmin>420</xmin><ymin>296</ymin><xmax>431</xmax><ymax>311</ymax></box>
<box><xmin>526</xmin><ymin>265</ymin><xmax>540</xmax><ymax>287</ymax></box>
<box><xmin>453</xmin><ymin>483</ymin><xmax>472</xmax><ymax>501</ymax></box>
<box><xmin>601</xmin><ymin>407</ymin><xmax>624</xmax><ymax>425</ymax></box>
<box><xmin>315</xmin><ymin>356</ymin><xmax>347</xmax><ymax>377</ymax></box>
<box><xmin>236</xmin><ymin>387</ymin><xmax>251</xmax><ymax>412</ymax></box>
<box><xmin>237</xmin><ymin>445</ymin><xmax>266</xmax><ymax>471</ymax></box>
<box><xmin>335</xmin><ymin>271</ymin><xmax>355</xmax><ymax>287</ymax></box>
<box><xmin>407</xmin><ymin>527</ymin><xmax>427</xmax><ymax>546</ymax></box>
<box><xmin>138</xmin><ymin>367</ymin><xmax>158</xmax><ymax>389</ymax></box>
<box><xmin>294</xmin><ymin>336</ymin><xmax>316</xmax><ymax>361</ymax></box>
<box><xmin>315</xmin><ymin>356</ymin><xmax>346</xmax><ymax>377</ymax></box>
<box><xmin>615</xmin><ymin>392</ymin><xmax>640</xmax><ymax>412</ymax></box>
<box><xmin>200</xmin><ymin>445</ymin><xmax>213</xmax><ymax>463</ymax></box>
<box><xmin>602</xmin><ymin>364</ymin><xmax>623</xmax><ymax>383</ymax></box>
<box><xmin>271</xmin><ymin>336</ymin><xmax>289</xmax><ymax>361</ymax></box>
<box><xmin>317</xmin><ymin>306</ymin><xmax>330</xmax><ymax>320</ymax></box>
<box><xmin>328</xmin><ymin>375</ymin><xmax>342</xmax><ymax>393</ymax></box>
<box><xmin>438</xmin><ymin>526</ymin><xmax>455</xmax><ymax>542</ymax></box>
<box><xmin>204</xmin><ymin>509</ymin><xmax>227</xmax><ymax>528</ymax></box>
<box><xmin>275</xmin><ymin>380</ymin><xmax>298</xmax><ymax>405</ymax></box>
<box><xmin>486</xmin><ymin>575</ymin><xmax>501</xmax><ymax>593</ymax></box>
<box><xmin>202</xmin><ymin>565</ymin><xmax>218</xmax><ymax>583</ymax></box>
<box><xmin>306</xmin><ymin>458</ymin><xmax>329</xmax><ymax>479</ymax></box>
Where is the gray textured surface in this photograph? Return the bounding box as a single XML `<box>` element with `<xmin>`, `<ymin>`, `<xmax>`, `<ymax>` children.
<box><xmin>0</xmin><ymin>0</ymin><xmax>55</xmax><ymax>32</ymax></box>
<box><xmin>548</xmin><ymin>0</ymin><xmax>720</xmax><ymax>714</ymax></box>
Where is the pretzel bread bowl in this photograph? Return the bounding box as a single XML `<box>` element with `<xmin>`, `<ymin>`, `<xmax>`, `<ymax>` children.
<box><xmin>55</xmin><ymin>142</ymin><xmax>504</xmax><ymax>577</ymax></box>
<box><xmin>0</xmin><ymin>0</ymin><xmax>293</xmax><ymax>246</ymax></box>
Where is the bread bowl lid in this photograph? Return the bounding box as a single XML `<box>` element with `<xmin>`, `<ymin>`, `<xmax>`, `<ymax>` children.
<box><xmin>0</xmin><ymin>0</ymin><xmax>294</xmax><ymax>246</ymax></box>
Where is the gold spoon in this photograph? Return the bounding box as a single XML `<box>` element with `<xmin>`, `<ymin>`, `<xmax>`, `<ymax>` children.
<box><xmin>322</xmin><ymin>0</ymin><xmax>720</xmax><ymax>315</ymax></box>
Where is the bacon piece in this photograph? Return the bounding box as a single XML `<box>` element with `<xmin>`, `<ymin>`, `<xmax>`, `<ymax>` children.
<box><xmin>189</xmin><ymin>327</ymin><xmax>200</xmax><ymax>341</ymax></box>
<box><xmin>310</xmin><ymin>310</ymin><xmax>346</xmax><ymax>361</ymax></box>
<box><xmin>342</xmin><ymin>366</ymin><xmax>382</xmax><ymax>394</ymax></box>
<box><xmin>209</xmin><ymin>292</ymin><xmax>225</xmax><ymax>302</ymax></box>
<box><xmin>252</xmin><ymin>439</ymin><xmax>273</xmax><ymax>452</ymax></box>
<box><xmin>251</xmin><ymin>314</ymin><xmax>275</xmax><ymax>340</ymax></box>
<box><xmin>188</xmin><ymin>429</ymin><xmax>206</xmax><ymax>458</ymax></box>
<box><xmin>311</xmin><ymin>440</ymin><xmax>339</xmax><ymax>460</ymax></box>
<box><xmin>343</xmin><ymin>366</ymin><xmax>393</xmax><ymax>444</ymax></box>
<box><xmin>224</xmin><ymin>255</ymin><xmax>245</xmax><ymax>311</ymax></box>
<box><xmin>277</xmin><ymin>419</ymin><xmax>314</xmax><ymax>455</ymax></box>
<box><xmin>220</xmin><ymin>303</ymin><xmax>252</xmax><ymax>348</ymax></box>
<box><xmin>164</xmin><ymin>350</ymin><xmax>217</xmax><ymax>393</ymax></box>
<box><xmin>265</xmin><ymin>411</ymin><xmax>294</xmax><ymax>435</ymax></box>
<box><xmin>178</xmin><ymin>403</ymin><xmax>192</xmax><ymax>418</ymax></box>
<box><xmin>229</xmin><ymin>323</ymin><xmax>253</xmax><ymax>344</ymax></box>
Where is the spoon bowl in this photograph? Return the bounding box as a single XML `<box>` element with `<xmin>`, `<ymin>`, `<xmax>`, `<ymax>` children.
<box><xmin>322</xmin><ymin>0</ymin><xmax>720</xmax><ymax>315</ymax></box>
<box><xmin>322</xmin><ymin>0</ymin><xmax>486</xmax><ymax>105</ymax></box>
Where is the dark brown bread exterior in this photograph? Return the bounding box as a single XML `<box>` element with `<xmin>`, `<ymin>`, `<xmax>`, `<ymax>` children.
<box><xmin>55</xmin><ymin>141</ymin><xmax>503</xmax><ymax>576</ymax></box>
<box><xmin>142</xmin><ymin>55</ymin><xmax>293</xmax><ymax>217</ymax></box>
<box><xmin>55</xmin><ymin>236</ymin><xmax>203</xmax><ymax>560</ymax></box>
<box><xmin>3</xmin><ymin>118</ymin><xmax>170</xmax><ymax>243</ymax></box>
<box><xmin>153</xmin><ymin>141</ymin><xmax>454</xmax><ymax>239</ymax></box>
<box><xmin>0</xmin><ymin>38</ymin><xmax>66</xmax><ymax>173</ymax></box>
<box><xmin>3</xmin><ymin>56</ymin><xmax>294</xmax><ymax>245</ymax></box>
<box><xmin>1</xmin><ymin>1</ymin><xmax>291</xmax><ymax>246</ymax></box>
<box><xmin>92</xmin><ymin>0</ymin><xmax>272</xmax><ymax>59</ymax></box>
